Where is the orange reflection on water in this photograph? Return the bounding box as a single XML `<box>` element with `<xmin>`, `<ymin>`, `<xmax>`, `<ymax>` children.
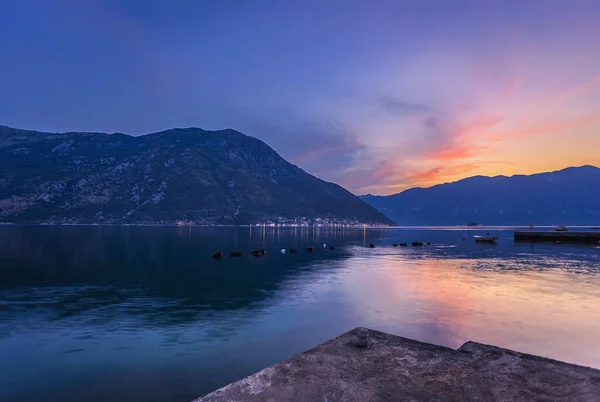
<box><xmin>342</xmin><ymin>252</ymin><xmax>600</xmax><ymax>368</ymax></box>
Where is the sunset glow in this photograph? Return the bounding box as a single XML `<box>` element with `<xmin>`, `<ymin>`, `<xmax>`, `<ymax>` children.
<box><xmin>1</xmin><ymin>1</ymin><xmax>599</xmax><ymax>194</ymax></box>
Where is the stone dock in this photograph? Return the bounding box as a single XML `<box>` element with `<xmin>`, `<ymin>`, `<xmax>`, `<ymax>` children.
<box><xmin>514</xmin><ymin>231</ymin><xmax>600</xmax><ymax>244</ymax></box>
<box><xmin>194</xmin><ymin>328</ymin><xmax>600</xmax><ymax>402</ymax></box>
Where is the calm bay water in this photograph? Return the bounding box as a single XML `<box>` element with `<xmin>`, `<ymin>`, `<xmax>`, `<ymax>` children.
<box><xmin>1</xmin><ymin>225</ymin><xmax>600</xmax><ymax>401</ymax></box>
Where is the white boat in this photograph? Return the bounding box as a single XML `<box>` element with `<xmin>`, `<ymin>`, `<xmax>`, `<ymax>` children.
<box><xmin>554</xmin><ymin>226</ymin><xmax>569</xmax><ymax>232</ymax></box>
<box><xmin>474</xmin><ymin>235</ymin><xmax>498</xmax><ymax>243</ymax></box>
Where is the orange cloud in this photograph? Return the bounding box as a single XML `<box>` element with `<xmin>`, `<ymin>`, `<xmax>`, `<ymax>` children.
<box><xmin>495</xmin><ymin>115</ymin><xmax>600</xmax><ymax>141</ymax></box>
<box><xmin>405</xmin><ymin>166</ymin><xmax>442</xmax><ymax>183</ymax></box>
<box><xmin>422</xmin><ymin>115</ymin><xmax>504</xmax><ymax>163</ymax></box>
<box><xmin>405</xmin><ymin>160</ymin><xmax>511</xmax><ymax>186</ymax></box>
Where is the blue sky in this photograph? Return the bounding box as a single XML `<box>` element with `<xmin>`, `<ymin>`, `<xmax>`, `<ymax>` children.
<box><xmin>1</xmin><ymin>0</ymin><xmax>599</xmax><ymax>194</ymax></box>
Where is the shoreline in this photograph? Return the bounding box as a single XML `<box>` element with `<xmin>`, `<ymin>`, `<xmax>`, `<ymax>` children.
<box><xmin>1</xmin><ymin>222</ymin><xmax>599</xmax><ymax>230</ymax></box>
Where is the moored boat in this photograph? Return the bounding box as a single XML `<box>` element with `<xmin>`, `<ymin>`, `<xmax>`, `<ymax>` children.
<box><xmin>474</xmin><ymin>235</ymin><xmax>498</xmax><ymax>243</ymax></box>
<box><xmin>554</xmin><ymin>225</ymin><xmax>569</xmax><ymax>232</ymax></box>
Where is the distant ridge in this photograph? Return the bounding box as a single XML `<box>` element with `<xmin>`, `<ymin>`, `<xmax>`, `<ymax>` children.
<box><xmin>0</xmin><ymin>125</ymin><xmax>394</xmax><ymax>225</ymax></box>
<box><xmin>360</xmin><ymin>166</ymin><xmax>600</xmax><ymax>225</ymax></box>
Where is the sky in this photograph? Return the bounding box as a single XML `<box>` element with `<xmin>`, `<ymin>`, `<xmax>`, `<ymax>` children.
<box><xmin>1</xmin><ymin>0</ymin><xmax>599</xmax><ymax>195</ymax></box>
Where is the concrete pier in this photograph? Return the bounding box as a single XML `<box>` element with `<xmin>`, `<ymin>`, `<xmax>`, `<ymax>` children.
<box><xmin>194</xmin><ymin>328</ymin><xmax>600</xmax><ymax>401</ymax></box>
<box><xmin>515</xmin><ymin>231</ymin><xmax>600</xmax><ymax>244</ymax></box>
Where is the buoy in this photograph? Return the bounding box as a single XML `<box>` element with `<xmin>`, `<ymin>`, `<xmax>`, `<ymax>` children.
<box><xmin>369</xmin><ymin>243</ymin><xmax>375</xmax><ymax>248</ymax></box>
<box><xmin>323</xmin><ymin>243</ymin><xmax>327</xmax><ymax>248</ymax></box>
<box><xmin>211</xmin><ymin>250</ymin><xmax>223</xmax><ymax>260</ymax></box>
<box><xmin>393</xmin><ymin>243</ymin><xmax>398</xmax><ymax>247</ymax></box>
<box><xmin>229</xmin><ymin>251</ymin><xmax>242</xmax><ymax>257</ymax></box>
<box><xmin>290</xmin><ymin>248</ymin><xmax>299</xmax><ymax>253</ymax></box>
<box><xmin>306</xmin><ymin>247</ymin><xmax>314</xmax><ymax>252</ymax></box>
<box><xmin>329</xmin><ymin>245</ymin><xmax>335</xmax><ymax>250</ymax></box>
<box><xmin>280</xmin><ymin>248</ymin><xmax>286</xmax><ymax>254</ymax></box>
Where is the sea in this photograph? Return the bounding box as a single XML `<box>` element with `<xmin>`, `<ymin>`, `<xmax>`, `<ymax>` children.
<box><xmin>1</xmin><ymin>225</ymin><xmax>600</xmax><ymax>401</ymax></box>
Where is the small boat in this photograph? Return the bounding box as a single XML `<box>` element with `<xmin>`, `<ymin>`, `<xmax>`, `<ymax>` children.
<box><xmin>329</xmin><ymin>245</ymin><xmax>335</xmax><ymax>250</ymax></box>
<box><xmin>211</xmin><ymin>250</ymin><xmax>223</xmax><ymax>260</ymax></box>
<box><xmin>393</xmin><ymin>243</ymin><xmax>398</xmax><ymax>247</ymax></box>
<box><xmin>412</xmin><ymin>241</ymin><xmax>424</xmax><ymax>246</ymax></box>
<box><xmin>369</xmin><ymin>243</ymin><xmax>375</xmax><ymax>248</ymax></box>
<box><xmin>399</xmin><ymin>243</ymin><xmax>407</xmax><ymax>247</ymax></box>
<box><xmin>554</xmin><ymin>226</ymin><xmax>569</xmax><ymax>232</ymax></box>
<box><xmin>306</xmin><ymin>247</ymin><xmax>314</xmax><ymax>252</ymax></box>
<box><xmin>229</xmin><ymin>251</ymin><xmax>242</xmax><ymax>257</ymax></box>
<box><xmin>289</xmin><ymin>248</ymin><xmax>299</xmax><ymax>253</ymax></box>
<box><xmin>474</xmin><ymin>235</ymin><xmax>498</xmax><ymax>243</ymax></box>
<box><xmin>250</xmin><ymin>249</ymin><xmax>266</xmax><ymax>257</ymax></box>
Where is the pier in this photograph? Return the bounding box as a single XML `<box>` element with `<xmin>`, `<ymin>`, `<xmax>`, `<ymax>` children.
<box><xmin>194</xmin><ymin>328</ymin><xmax>600</xmax><ymax>401</ymax></box>
<box><xmin>514</xmin><ymin>231</ymin><xmax>600</xmax><ymax>244</ymax></box>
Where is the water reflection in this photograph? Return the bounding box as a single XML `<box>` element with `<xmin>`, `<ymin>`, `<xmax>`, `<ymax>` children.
<box><xmin>1</xmin><ymin>226</ymin><xmax>600</xmax><ymax>402</ymax></box>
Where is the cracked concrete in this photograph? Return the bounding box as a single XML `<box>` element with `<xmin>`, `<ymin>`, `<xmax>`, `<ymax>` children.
<box><xmin>194</xmin><ymin>328</ymin><xmax>600</xmax><ymax>402</ymax></box>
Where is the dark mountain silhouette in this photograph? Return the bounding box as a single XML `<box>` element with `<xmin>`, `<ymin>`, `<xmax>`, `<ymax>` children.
<box><xmin>0</xmin><ymin>125</ymin><xmax>393</xmax><ymax>225</ymax></box>
<box><xmin>361</xmin><ymin>166</ymin><xmax>600</xmax><ymax>225</ymax></box>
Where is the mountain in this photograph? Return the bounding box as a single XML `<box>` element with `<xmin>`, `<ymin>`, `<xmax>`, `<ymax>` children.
<box><xmin>0</xmin><ymin>125</ymin><xmax>393</xmax><ymax>225</ymax></box>
<box><xmin>361</xmin><ymin>166</ymin><xmax>600</xmax><ymax>225</ymax></box>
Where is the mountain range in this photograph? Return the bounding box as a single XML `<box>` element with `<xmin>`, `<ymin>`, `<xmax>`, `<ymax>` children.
<box><xmin>361</xmin><ymin>165</ymin><xmax>600</xmax><ymax>225</ymax></box>
<box><xmin>0</xmin><ymin>125</ymin><xmax>393</xmax><ymax>225</ymax></box>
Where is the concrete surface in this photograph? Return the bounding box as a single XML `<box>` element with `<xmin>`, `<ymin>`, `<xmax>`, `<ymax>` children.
<box><xmin>194</xmin><ymin>328</ymin><xmax>600</xmax><ymax>402</ymax></box>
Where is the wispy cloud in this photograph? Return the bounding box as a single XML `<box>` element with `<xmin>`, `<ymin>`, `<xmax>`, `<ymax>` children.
<box><xmin>404</xmin><ymin>160</ymin><xmax>513</xmax><ymax>186</ymax></box>
<box><xmin>422</xmin><ymin>115</ymin><xmax>504</xmax><ymax>162</ymax></box>
<box><xmin>378</xmin><ymin>97</ymin><xmax>430</xmax><ymax>116</ymax></box>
